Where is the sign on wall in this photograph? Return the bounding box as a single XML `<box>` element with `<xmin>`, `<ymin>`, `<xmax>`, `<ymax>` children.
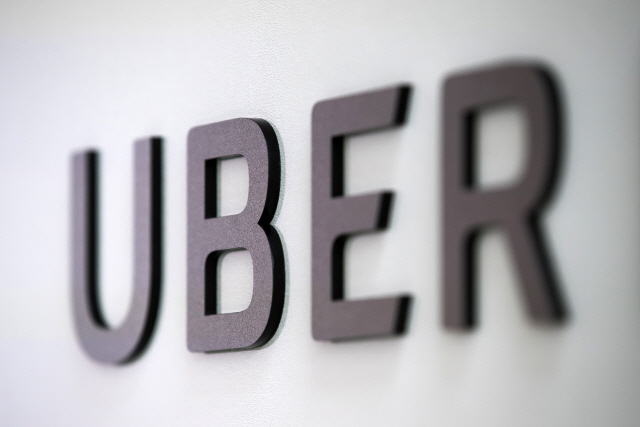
<box><xmin>2</xmin><ymin>1</ymin><xmax>640</xmax><ymax>425</ymax></box>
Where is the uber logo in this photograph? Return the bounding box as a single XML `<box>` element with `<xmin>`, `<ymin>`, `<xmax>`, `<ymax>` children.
<box><xmin>71</xmin><ymin>61</ymin><xmax>565</xmax><ymax>364</ymax></box>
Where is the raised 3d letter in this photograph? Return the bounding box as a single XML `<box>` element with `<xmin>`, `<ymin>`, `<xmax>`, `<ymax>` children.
<box><xmin>312</xmin><ymin>86</ymin><xmax>412</xmax><ymax>341</ymax></box>
<box><xmin>187</xmin><ymin>118</ymin><xmax>285</xmax><ymax>352</ymax></box>
<box><xmin>442</xmin><ymin>63</ymin><xmax>566</xmax><ymax>328</ymax></box>
<box><xmin>71</xmin><ymin>138</ymin><xmax>162</xmax><ymax>364</ymax></box>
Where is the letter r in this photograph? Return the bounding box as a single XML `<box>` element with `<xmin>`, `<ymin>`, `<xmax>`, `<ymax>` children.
<box><xmin>442</xmin><ymin>63</ymin><xmax>566</xmax><ymax>328</ymax></box>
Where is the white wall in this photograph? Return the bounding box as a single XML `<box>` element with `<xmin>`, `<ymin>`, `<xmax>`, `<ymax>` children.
<box><xmin>1</xmin><ymin>1</ymin><xmax>640</xmax><ymax>425</ymax></box>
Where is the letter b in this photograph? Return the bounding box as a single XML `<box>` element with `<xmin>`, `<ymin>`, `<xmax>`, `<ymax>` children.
<box><xmin>187</xmin><ymin>118</ymin><xmax>285</xmax><ymax>352</ymax></box>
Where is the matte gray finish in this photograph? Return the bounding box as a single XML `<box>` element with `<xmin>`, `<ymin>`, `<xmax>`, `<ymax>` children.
<box><xmin>442</xmin><ymin>63</ymin><xmax>565</xmax><ymax>329</ymax></box>
<box><xmin>187</xmin><ymin>118</ymin><xmax>285</xmax><ymax>352</ymax></box>
<box><xmin>312</xmin><ymin>85</ymin><xmax>412</xmax><ymax>341</ymax></box>
<box><xmin>71</xmin><ymin>138</ymin><xmax>163</xmax><ymax>364</ymax></box>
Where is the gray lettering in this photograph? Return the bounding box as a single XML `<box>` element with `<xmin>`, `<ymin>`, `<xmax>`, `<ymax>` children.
<box><xmin>442</xmin><ymin>63</ymin><xmax>566</xmax><ymax>328</ymax></box>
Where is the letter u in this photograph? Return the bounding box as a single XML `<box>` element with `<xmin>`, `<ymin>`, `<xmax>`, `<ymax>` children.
<box><xmin>71</xmin><ymin>138</ymin><xmax>162</xmax><ymax>364</ymax></box>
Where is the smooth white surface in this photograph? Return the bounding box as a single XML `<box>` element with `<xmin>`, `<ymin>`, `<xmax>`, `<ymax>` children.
<box><xmin>475</xmin><ymin>105</ymin><xmax>527</xmax><ymax>189</ymax></box>
<box><xmin>1</xmin><ymin>1</ymin><xmax>640</xmax><ymax>425</ymax></box>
